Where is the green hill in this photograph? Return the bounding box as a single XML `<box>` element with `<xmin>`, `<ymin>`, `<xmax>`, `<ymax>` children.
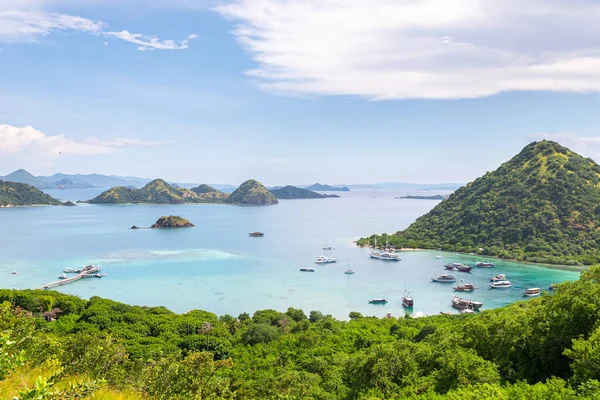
<box><xmin>226</xmin><ymin>179</ymin><xmax>278</xmax><ymax>205</ymax></box>
<box><xmin>190</xmin><ymin>184</ymin><xmax>229</xmax><ymax>201</ymax></box>
<box><xmin>86</xmin><ymin>179</ymin><xmax>207</xmax><ymax>204</ymax></box>
<box><xmin>0</xmin><ymin>181</ymin><xmax>61</xmax><ymax>206</ymax></box>
<box><xmin>270</xmin><ymin>185</ymin><xmax>330</xmax><ymax>199</ymax></box>
<box><xmin>151</xmin><ymin>215</ymin><xmax>194</xmax><ymax>228</ymax></box>
<box><xmin>359</xmin><ymin>141</ymin><xmax>600</xmax><ymax>265</ymax></box>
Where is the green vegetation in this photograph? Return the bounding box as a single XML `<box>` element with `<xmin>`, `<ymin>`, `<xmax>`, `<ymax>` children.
<box><xmin>4</xmin><ymin>268</ymin><xmax>600</xmax><ymax>398</ymax></box>
<box><xmin>225</xmin><ymin>179</ymin><xmax>278</xmax><ymax>205</ymax></box>
<box><xmin>359</xmin><ymin>141</ymin><xmax>600</xmax><ymax>265</ymax></box>
<box><xmin>151</xmin><ymin>215</ymin><xmax>194</xmax><ymax>228</ymax></box>
<box><xmin>0</xmin><ymin>181</ymin><xmax>61</xmax><ymax>207</ymax></box>
<box><xmin>270</xmin><ymin>185</ymin><xmax>333</xmax><ymax>199</ymax></box>
<box><xmin>189</xmin><ymin>184</ymin><xmax>228</xmax><ymax>201</ymax></box>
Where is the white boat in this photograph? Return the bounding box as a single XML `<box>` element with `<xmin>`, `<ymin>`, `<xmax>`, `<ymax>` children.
<box><xmin>368</xmin><ymin>237</ymin><xmax>401</xmax><ymax>261</ymax></box>
<box><xmin>476</xmin><ymin>262</ymin><xmax>495</xmax><ymax>268</ymax></box>
<box><xmin>435</xmin><ymin>255</ymin><xmax>444</xmax><ymax>259</ymax></box>
<box><xmin>63</xmin><ymin>268</ymin><xmax>77</xmax><ymax>273</ymax></box>
<box><xmin>431</xmin><ymin>274</ymin><xmax>457</xmax><ymax>283</ymax></box>
<box><xmin>322</xmin><ymin>237</ymin><xmax>333</xmax><ymax>251</ymax></box>
<box><xmin>524</xmin><ymin>287</ymin><xmax>541</xmax><ymax>297</ymax></box>
<box><xmin>10</xmin><ymin>271</ymin><xmax>18</xmax><ymax>275</ymax></box>
<box><xmin>58</xmin><ymin>273</ymin><xmax>68</xmax><ymax>280</ymax></box>
<box><xmin>344</xmin><ymin>260</ymin><xmax>355</xmax><ymax>274</ymax></box>
<box><xmin>489</xmin><ymin>280</ymin><xmax>511</xmax><ymax>289</ymax></box>
<box><xmin>402</xmin><ymin>291</ymin><xmax>414</xmax><ymax>308</ymax></box>
<box><xmin>315</xmin><ymin>255</ymin><xmax>338</xmax><ymax>264</ymax></box>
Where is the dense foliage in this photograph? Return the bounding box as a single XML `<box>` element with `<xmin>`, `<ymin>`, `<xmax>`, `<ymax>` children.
<box><xmin>359</xmin><ymin>141</ymin><xmax>600</xmax><ymax>265</ymax></box>
<box><xmin>4</xmin><ymin>267</ymin><xmax>600</xmax><ymax>398</ymax></box>
<box><xmin>270</xmin><ymin>185</ymin><xmax>329</xmax><ymax>199</ymax></box>
<box><xmin>150</xmin><ymin>215</ymin><xmax>194</xmax><ymax>228</ymax></box>
<box><xmin>0</xmin><ymin>181</ymin><xmax>61</xmax><ymax>206</ymax></box>
<box><xmin>226</xmin><ymin>179</ymin><xmax>278</xmax><ymax>205</ymax></box>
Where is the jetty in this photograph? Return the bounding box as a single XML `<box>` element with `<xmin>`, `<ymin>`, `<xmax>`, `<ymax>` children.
<box><xmin>38</xmin><ymin>265</ymin><xmax>105</xmax><ymax>290</ymax></box>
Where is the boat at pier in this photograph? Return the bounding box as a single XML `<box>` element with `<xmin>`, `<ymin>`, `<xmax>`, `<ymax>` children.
<box><xmin>58</xmin><ymin>273</ymin><xmax>68</xmax><ymax>280</ymax></box>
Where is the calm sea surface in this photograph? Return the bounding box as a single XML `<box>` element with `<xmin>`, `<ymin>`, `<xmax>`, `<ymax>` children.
<box><xmin>0</xmin><ymin>189</ymin><xmax>579</xmax><ymax>319</ymax></box>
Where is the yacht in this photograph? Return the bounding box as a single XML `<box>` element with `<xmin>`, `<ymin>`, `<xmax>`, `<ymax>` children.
<box><xmin>368</xmin><ymin>238</ymin><xmax>401</xmax><ymax>261</ymax></box>
<box><xmin>344</xmin><ymin>260</ymin><xmax>355</xmax><ymax>274</ymax></box>
<box><xmin>300</xmin><ymin>268</ymin><xmax>315</xmax><ymax>272</ymax></box>
<box><xmin>431</xmin><ymin>274</ymin><xmax>457</xmax><ymax>283</ymax></box>
<box><xmin>58</xmin><ymin>273</ymin><xmax>68</xmax><ymax>280</ymax></box>
<box><xmin>489</xmin><ymin>280</ymin><xmax>511</xmax><ymax>289</ymax></box>
<box><xmin>315</xmin><ymin>255</ymin><xmax>338</xmax><ymax>264</ymax></box>
<box><xmin>524</xmin><ymin>287</ymin><xmax>541</xmax><ymax>297</ymax></box>
<box><xmin>453</xmin><ymin>283</ymin><xmax>477</xmax><ymax>292</ymax></box>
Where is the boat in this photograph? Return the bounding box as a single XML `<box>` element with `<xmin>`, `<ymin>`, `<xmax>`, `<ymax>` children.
<box><xmin>402</xmin><ymin>291</ymin><xmax>414</xmax><ymax>308</ymax></box>
<box><xmin>368</xmin><ymin>299</ymin><xmax>388</xmax><ymax>304</ymax></box>
<box><xmin>476</xmin><ymin>262</ymin><xmax>495</xmax><ymax>268</ymax></box>
<box><xmin>63</xmin><ymin>268</ymin><xmax>77</xmax><ymax>273</ymax></box>
<box><xmin>300</xmin><ymin>268</ymin><xmax>315</xmax><ymax>272</ymax></box>
<box><xmin>435</xmin><ymin>255</ymin><xmax>444</xmax><ymax>259</ymax></box>
<box><xmin>453</xmin><ymin>283</ymin><xmax>477</xmax><ymax>292</ymax></box>
<box><xmin>489</xmin><ymin>280</ymin><xmax>511</xmax><ymax>289</ymax></box>
<box><xmin>452</xmin><ymin>296</ymin><xmax>483</xmax><ymax>311</ymax></box>
<box><xmin>461</xmin><ymin>308</ymin><xmax>475</xmax><ymax>314</ymax></box>
<box><xmin>444</xmin><ymin>263</ymin><xmax>472</xmax><ymax>272</ymax></box>
<box><xmin>490</xmin><ymin>274</ymin><xmax>507</xmax><ymax>282</ymax></box>
<box><xmin>385</xmin><ymin>312</ymin><xmax>393</xmax><ymax>318</ymax></box>
<box><xmin>10</xmin><ymin>271</ymin><xmax>18</xmax><ymax>275</ymax></box>
<box><xmin>344</xmin><ymin>260</ymin><xmax>355</xmax><ymax>274</ymax></box>
<box><xmin>315</xmin><ymin>255</ymin><xmax>338</xmax><ymax>264</ymax></box>
<box><xmin>368</xmin><ymin>237</ymin><xmax>401</xmax><ymax>261</ymax></box>
<box><xmin>322</xmin><ymin>237</ymin><xmax>333</xmax><ymax>251</ymax></box>
<box><xmin>249</xmin><ymin>232</ymin><xmax>264</xmax><ymax>237</ymax></box>
<box><xmin>431</xmin><ymin>274</ymin><xmax>457</xmax><ymax>283</ymax></box>
<box><xmin>58</xmin><ymin>273</ymin><xmax>68</xmax><ymax>280</ymax></box>
<box><xmin>524</xmin><ymin>287</ymin><xmax>541</xmax><ymax>297</ymax></box>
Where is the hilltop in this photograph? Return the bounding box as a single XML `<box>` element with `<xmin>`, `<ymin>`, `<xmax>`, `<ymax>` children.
<box><xmin>0</xmin><ymin>181</ymin><xmax>61</xmax><ymax>206</ymax></box>
<box><xmin>359</xmin><ymin>141</ymin><xmax>600</xmax><ymax>265</ymax></box>
<box><xmin>190</xmin><ymin>184</ymin><xmax>228</xmax><ymax>201</ymax></box>
<box><xmin>305</xmin><ymin>183</ymin><xmax>350</xmax><ymax>192</ymax></box>
<box><xmin>226</xmin><ymin>179</ymin><xmax>278</xmax><ymax>205</ymax></box>
<box><xmin>270</xmin><ymin>185</ymin><xmax>339</xmax><ymax>199</ymax></box>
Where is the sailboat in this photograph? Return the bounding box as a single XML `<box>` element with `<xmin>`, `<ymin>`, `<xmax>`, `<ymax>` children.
<box><xmin>344</xmin><ymin>259</ymin><xmax>355</xmax><ymax>274</ymax></box>
<box><xmin>323</xmin><ymin>237</ymin><xmax>333</xmax><ymax>251</ymax></box>
<box><xmin>368</xmin><ymin>237</ymin><xmax>401</xmax><ymax>261</ymax></box>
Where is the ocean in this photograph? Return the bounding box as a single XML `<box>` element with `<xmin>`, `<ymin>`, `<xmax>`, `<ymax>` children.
<box><xmin>0</xmin><ymin>189</ymin><xmax>579</xmax><ymax>319</ymax></box>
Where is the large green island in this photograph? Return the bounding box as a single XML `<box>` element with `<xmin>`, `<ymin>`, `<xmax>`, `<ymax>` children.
<box><xmin>359</xmin><ymin>140</ymin><xmax>600</xmax><ymax>265</ymax></box>
<box><xmin>0</xmin><ymin>181</ymin><xmax>62</xmax><ymax>207</ymax></box>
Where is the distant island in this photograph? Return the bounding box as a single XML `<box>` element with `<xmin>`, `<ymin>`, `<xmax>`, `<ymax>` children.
<box><xmin>270</xmin><ymin>185</ymin><xmax>339</xmax><ymax>199</ymax></box>
<box><xmin>396</xmin><ymin>195</ymin><xmax>447</xmax><ymax>200</ymax></box>
<box><xmin>305</xmin><ymin>183</ymin><xmax>350</xmax><ymax>192</ymax></box>
<box><xmin>359</xmin><ymin>140</ymin><xmax>600</xmax><ymax>266</ymax></box>
<box><xmin>84</xmin><ymin>179</ymin><xmax>278</xmax><ymax>206</ymax></box>
<box><xmin>0</xmin><ymin>181</ymin><xmax>62</xmax><ymax>207</ymax></box>
<box><xmin>151</xmin><ymin>216</ymin><xmax>194</xmax><ymax>229</ymax></box>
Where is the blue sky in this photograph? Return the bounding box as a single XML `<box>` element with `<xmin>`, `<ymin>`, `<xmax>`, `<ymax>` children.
<box><xmin>1</xmin><ymin>0</ymin><xmax>600</xmax><ymax>185</ymax></box>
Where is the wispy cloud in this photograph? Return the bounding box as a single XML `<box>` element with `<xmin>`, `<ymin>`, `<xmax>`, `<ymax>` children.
<box><xmin>103</xmin><ymin>31</ymin><xmax>199</xmax><ymax>51</ymax></box>
<box><xmin>528</xmin><ymin>132</ymin><xmax>600</xmax><ymax>160</ymax></box>
<box><xmin>216</xmin><ymin>0</ymin><xmax>600</xmax><ymax>100</ymax></box>
<box><xmin>0</xmin><ymin>124</ymin><xmax>170</xmax><ymax>158</ymax></box>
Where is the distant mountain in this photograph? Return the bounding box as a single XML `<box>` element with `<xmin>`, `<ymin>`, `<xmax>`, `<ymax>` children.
<box><xmin>226</xmin><ymin>180</ymin><xmax>278</xmax><ymax>205</ymax></box>
<box><xmin>305</xmin><ymin>183</ymin><xmax>350</xmax><ymax>192</ymax></box>
<box><xmin>190</xmin><ymin>184</ymin><xmax>228</xmax><ymax>201</ymax></box>
<box><xmin>359</xmin><ymin>140</ymin><xmax>600</xmax><ymax>266</ymax></box>
<box><xmin>0</xmin><ymin>181</ymin><xmax>61</xmax><ymax>206</ymax></box>
<box><xmin>270</xmin><ymin>185</ymin><xmax>335</xmax><ymax>199</ymax></box>
<box><xmin>1</xmin><ymin>169</ymin><xmax>39</xmax><ymax>186</ymax></box>
<box><xmin>343</xmin><ymin>182</ymin><xmax>464</xmax><ymax>191</ymax></box>
<box><xmin>397</xmin><ymin>195</ymin><xmax>447</xmax><ymax>200</ymax></box>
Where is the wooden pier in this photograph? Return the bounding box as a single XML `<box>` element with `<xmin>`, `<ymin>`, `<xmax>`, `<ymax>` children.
<box><xmin>38</xmin><ymin>265</ymin><xmax>104</xmax><ymax>290</ymax></box>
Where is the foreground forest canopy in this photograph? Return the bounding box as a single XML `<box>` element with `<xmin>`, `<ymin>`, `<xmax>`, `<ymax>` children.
<box><xmin>359</xmin><ymin>140</ymin><xmax>600</xmax><ymax>265</ymax></box>
<box><xmin>3</xmin><ymin>267</ymin><xmax>600</xmax><ymax>398</ymax></box>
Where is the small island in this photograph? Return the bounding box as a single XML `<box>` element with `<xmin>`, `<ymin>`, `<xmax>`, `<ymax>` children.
<box><xmin>270</xmin><ymin>185</ymin><xmax>340</xmax><ymax>199</ymax></box>
<box><xmin>151</xmin><ymin>216</ymin><xmax>195</xmax><ymax>229</ymax></box>
<box><xmin>305</xmin><ymin>183</ymin><xmax>350</xmax><ymax>192</ymax></box>
<box><xmin>396</xmin><ymin>195</ymin><xmax>447</xmax><ymax>200</ymax></box>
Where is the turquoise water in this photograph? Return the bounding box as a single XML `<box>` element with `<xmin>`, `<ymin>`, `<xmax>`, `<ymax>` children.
<box><xmin>0</xmin><ymin>190</ymin><xmax>579</xmax><ymax>319</ymax></box>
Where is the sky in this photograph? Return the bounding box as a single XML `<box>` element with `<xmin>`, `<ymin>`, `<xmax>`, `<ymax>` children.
<box><xmin>1</xmin><ymin>0</ymin><xmax>600</xmax><ymax>185</ymax></box>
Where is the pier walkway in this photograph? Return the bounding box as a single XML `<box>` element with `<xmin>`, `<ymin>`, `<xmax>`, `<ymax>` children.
<box><xmin>38</xmin><ymin>265</ymin><xmax>103</xmax><ymax>290</ymax></box>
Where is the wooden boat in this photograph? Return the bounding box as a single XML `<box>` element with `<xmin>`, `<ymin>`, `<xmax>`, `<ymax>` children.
<box><xmin>452</xmin><ymin>296</ymin><xmax>483</xmax><ymax>311</ymax></box>
<box><xmin>402</xmin><ymin>296</ymin><xmax>414</xmax><ymax>308</ymax></box>
<box><xmin>300</xmin><ymin>268</ymin><xmax>315</xmax><ymax>272</ymax></box>
<box><xmin>476</xmin><ymin>262</ymin><xmax>495</xmax><ymax>268</ymax></box>
<box><xmin>453</xmin><ymin>283</ymin><xmax>477</xmax><ymax>292</ymax></box>
<box><xmin>249</xmin><ymin>232</ymin><xmax>264</xmax><ymax>237</ymax></box>
<box><xmin>368</xmin><ymin>299</ymin><xmax>388</xmax><ymax>304</ymax></box>
<box><xmin>431</xmin><ymin>274</ymin><xmax>457</xmax><ymax>283</ymax></box>
<box><xmin>524</xmin><ymin>287</ymin><xmax>541</xmax><ymax>297</ymax></box>
<box><xmin>445</xmin><ymin>263</ymin><xmax>472</xmax><ymax>273</ymax></box>
<box><xmin>490</xmin><ymin>274</ymin><xmax>507</xmax><ymax>282</ymax></box>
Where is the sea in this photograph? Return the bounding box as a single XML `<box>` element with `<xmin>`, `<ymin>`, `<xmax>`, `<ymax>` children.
<box><xmin>0</xmin><ymin>188</ymin><xmax>580</xmax><ymax>320</ymax></box>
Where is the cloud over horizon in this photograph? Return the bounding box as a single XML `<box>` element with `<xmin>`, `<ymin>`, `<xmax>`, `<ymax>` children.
<box><xmin>217</xmin><ymin>0</ymin><xmax>600</xmax><ymax>100</ymax></box>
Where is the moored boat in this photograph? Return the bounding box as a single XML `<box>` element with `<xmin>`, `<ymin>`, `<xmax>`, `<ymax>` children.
<box><xmin>368</xmin><ymin>299</ymin><xmax>388</xmax><ymax>304</ymax></box>
<box><xmin>476</xmin><ymin>262</ymin><xmax>495</xmax><ymax>268</ymax></box>
<box><xmin>300</xmin><ymin>268</ymin><xmax>315</xmax><ymax>272</ymax></box>
<box><xmin>58</xmin><ymin>273</ymin><xmax>68</xmax><ymax>280</ymax></box>
<box><xmin>315</xmin><ymin>255</ymin><xmax>338</xmax><ymax>264</ymax></box>
<box><xmin>249</xmin><ymin>232</ymin><xmax>264</xmax><ymax>237</ymax></box>
<box><xmin>452</xmin><ymin>296</ymin><xmax>483</xmax><ymax>311</ymax></box>
<box><xmin>435</xmin><ymin>255</ymin><xmax>444</xmax><ymax>259</ymax></box>
<box><xmin>489</xmin><ymin>280</ymin><xmax>511</xmax><ymax>289</ymax></box>
<box><xmin>402</xmin><ymin>295</ymin><xmax>414</xmax><ymax>308</ymax></box>
<box><xmin>524</xmin><ymin>287</ymin><xmax>541</xmax><ymax>297</ymax></box>
<box><xmin>63</xmin><ymin>268</ymin><xmax>77</xmax><ymax>273</ymax></box>
<box><xmin>344</xmin><ymin>260</ymin><xmax>355</xmax><ymax>274</ymax></box>
<box><xmin>453</xmin><ymin>283</ymin><xmax>477</xmax><ymax>292</ymax></box>
<box><xmin>431</xmin><ymin>274</ymin><xmax>457</xmax><ymax>283</ymax></box>
<box><xmin>490</xmin><ymin>274</ymin><xmax>507</xmax><ymax>282</ymax></box>
<box><xmin>10</xmin><ymin>270</ymin><xmax>18</xmax><ymax>275</ymax></box>
<box><xmin>368</xmin><ymin>238</ymin><xmax>401</xmax><ymax>261</ymax></box>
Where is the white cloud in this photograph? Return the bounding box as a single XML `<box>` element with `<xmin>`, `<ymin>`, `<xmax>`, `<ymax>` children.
<box><xmin>0</xmin><ymin>124</ymin><xmax>169</xmax><ymax>158</ymax></box>
<box><xmin>216</xmin><ymin>0</ymin><xmax>600</xmax><ymax>100</ymax></box>
<box><xmin>528</xmin><ymin>133</ymin><xmax>600</xmax><ymax>160</ymax></box>
<box><xmin>104</xmin><ymin>31</ymin><xmax>198</xmax><ymax>51</ymax></box>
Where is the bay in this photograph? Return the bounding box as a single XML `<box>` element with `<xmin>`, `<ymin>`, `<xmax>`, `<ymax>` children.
<box><xmin>0</xmin><ymin>189</ymin><xmax>579</xmax><ymax>319</ymax></box>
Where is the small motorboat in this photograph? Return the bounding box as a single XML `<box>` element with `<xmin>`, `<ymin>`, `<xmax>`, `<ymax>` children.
<box><xmin>435</xmin><ymin>255</ymin><xmax>444</xmax><ymax>259</ymax></box>
<box><xmin>431</xmin><ymin>274</ymin><xmax>457</xmax><ymax>283</ymax></box>
<box><xmin>300</xmin><ymin>268</ymin><xmax>315</xmax><ymax>272</ymax></box>
<box><xmin>249</xmin><ymin>232</ymin><xmax>264</xmax><ymax>237</ymax></box>
<box><xmin>10</xmin><ymin>271</ymin><xmax>18</xmax><ymax>275</ymax></box>
<box><xmin>58</xmin><ymin>273</ymin><xmax>68</xmax><ymax>280</ymax></box>
<box><xmin>315</xmin><ymin>255</ymin><xmax>338</xmax><ymax>264</ymax></box>
<box><xmin>476</xmin><ymin>262</ymin><xmax>495</xmax><ymax>268</ymax></box>
<box><xmin>369</xmin><ymin>299</ymin><xmax>388</xmax><ymax>304</ymax></box>
<box><xmin>453</xmin><ymin>283</ymin><xmax>477</xmax><ymax>292</ymax></box>
<box><xmin>490</xmin><ymin>274</ymin><xmax>507</xmax><ymax>282</ymax></box>
<box><xmin>524</xmin><ymin>287</ymin><xmax>541</xmax><ymax>297</ymax></box>
<box><xmin>489</xmin><ymin>280</ymin><xmax>511</xmax><ymax>289</ymax></box>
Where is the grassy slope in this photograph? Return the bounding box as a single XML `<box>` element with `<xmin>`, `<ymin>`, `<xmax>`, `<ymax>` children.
<box><xmin>0</xmin><ymin>181</ymin><xmax>61</xmax><ymax>206</ymax></box>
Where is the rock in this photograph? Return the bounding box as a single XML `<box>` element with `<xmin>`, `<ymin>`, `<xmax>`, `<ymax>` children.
<box><xmin>131</xmin><ymin>225</ymin><xmax>139</xmax><ymax>230</ymax></box>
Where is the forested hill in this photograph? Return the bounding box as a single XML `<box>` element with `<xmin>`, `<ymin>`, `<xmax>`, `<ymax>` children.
<box><xmin>359</xmin><ymin>140</ymin><xmax>600</xmax><ymax>265</ymax></box>
<box><xmin>0</xmin><ymin>181</ymin><xmax>61</xmax><ymax>206</ymax></box>
<box><xmin>3</xmin><ymin>267</ymin><xmax>600</xmax><ymax>398</ymax></box>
